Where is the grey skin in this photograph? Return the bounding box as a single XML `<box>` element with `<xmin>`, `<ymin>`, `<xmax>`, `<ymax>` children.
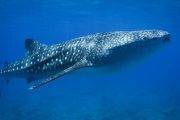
<box><xmin>0</xmin><ymin>30</ymin><xmax>170</xmax><ymax>90</ymax></box>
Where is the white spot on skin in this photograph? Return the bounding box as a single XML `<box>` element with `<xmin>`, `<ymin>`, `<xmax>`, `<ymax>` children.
<box><xmin>65</xmin><ymin>56</ymin><xmax>67</xmax><ymax>60</ymax></box>
<box><xmin>55</xmin><ymin>51</ymin><xmax>58</xmax><ymax>54</ymax></box>
<box><xmin>59</xmin><ymin>59</ymin><xmax>63</xmax><ymax>64</ymax></box>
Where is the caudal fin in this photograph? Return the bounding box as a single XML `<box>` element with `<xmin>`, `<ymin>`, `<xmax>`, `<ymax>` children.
<box><xmin>0</xmin><ymin>61</ymin><xmax>11</xmax><ymax>84</ymax></box>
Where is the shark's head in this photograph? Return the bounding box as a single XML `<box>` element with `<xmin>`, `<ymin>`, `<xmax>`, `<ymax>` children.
<box><xmin>99</xmin><ymin>30</ymin><xmax>170</xmax><ymax>67</ymax></box>
<box><xmin>133</xmin><ymin>30</ymin><xmax>170</xmax><ymax>52</ymax></box>
<box><xmin>139</xmin><ymin>29</ymin><xmax>170</xmax><ymax>42</ymax></box>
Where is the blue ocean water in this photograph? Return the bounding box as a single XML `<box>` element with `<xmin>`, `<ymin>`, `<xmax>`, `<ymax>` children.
<box><xmin>0</xmin><ymin>0</ymin><xmax>180</xmax><ymax>119</ymax></box>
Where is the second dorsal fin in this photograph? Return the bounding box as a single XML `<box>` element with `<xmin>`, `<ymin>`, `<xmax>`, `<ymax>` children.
<box><xmin>25</xmin><ymin>38</ymin><xmax>47</xmax><ymax>56</ymax></box>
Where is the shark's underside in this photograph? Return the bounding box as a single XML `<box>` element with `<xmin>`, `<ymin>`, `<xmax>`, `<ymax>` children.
<box><xmin>0</xmin><ymin>30</ymin><xmax>170</xmax><ymax>90</ymax></box>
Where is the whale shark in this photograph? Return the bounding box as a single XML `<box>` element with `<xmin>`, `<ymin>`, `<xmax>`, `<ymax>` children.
<box><xmin>0</xmin><ymin>30</ymin><xmax>170</xmax><ymax>90</ymax></box>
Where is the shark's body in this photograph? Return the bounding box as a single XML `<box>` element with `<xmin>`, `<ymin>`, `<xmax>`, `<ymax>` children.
<box><xmin>0</xmin><ymin>30</ymin><xmax>170</xmax><ymax>90</ymax></box>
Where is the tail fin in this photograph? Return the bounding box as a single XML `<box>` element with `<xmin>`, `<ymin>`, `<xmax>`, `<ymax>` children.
<box><xmin>2</xmin><ymin>61</ymin><xmax>9</xmax><ymax>69</ymax></box>
<box><xmin>0</xmin><ymin>61</ymin><xmax>9</xmax><ymax>70</ymax></box>
<box><xmin>0</xmin><ymin>61</ymin><xmax>11</xmax><ymax>84</ymax></box>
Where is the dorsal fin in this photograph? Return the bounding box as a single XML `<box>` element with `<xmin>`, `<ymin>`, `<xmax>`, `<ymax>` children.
<box><xmin>25</xmin><ymin>38</ymin><xmax>47</xmax><ymax>56</ymax></box>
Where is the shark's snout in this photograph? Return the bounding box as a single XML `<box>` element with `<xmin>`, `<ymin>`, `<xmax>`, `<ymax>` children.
<box><xmin>153</xmin><ymin>30</ymin><xmax>170</xmax><ymax>42</ymax></box>
<box><xmin>162</xmin><ymin>31</ymin><xmax>170</xmax><ymax>42</ymax></box>
<box><xmin>138</xmin><ymin>30</ymin><xmax>170</xmax><ymax>43</ymax></box>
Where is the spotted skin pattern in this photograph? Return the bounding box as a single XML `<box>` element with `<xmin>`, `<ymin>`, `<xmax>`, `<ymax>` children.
<box><xmin>0</xmin><ymin>30</ymin><xmax>169</xmax><ymax>90</ymax></box>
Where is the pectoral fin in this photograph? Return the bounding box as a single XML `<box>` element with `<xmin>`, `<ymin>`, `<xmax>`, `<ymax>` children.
<box><xmin>29</xmin><ymin>72</ymin><xmax>63</xmax><ymax>90</ymax></box>
<box><xmin>29</xmin><ymin>60</ymin><xmax>89</xmax><ymax>90</ymax></box>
